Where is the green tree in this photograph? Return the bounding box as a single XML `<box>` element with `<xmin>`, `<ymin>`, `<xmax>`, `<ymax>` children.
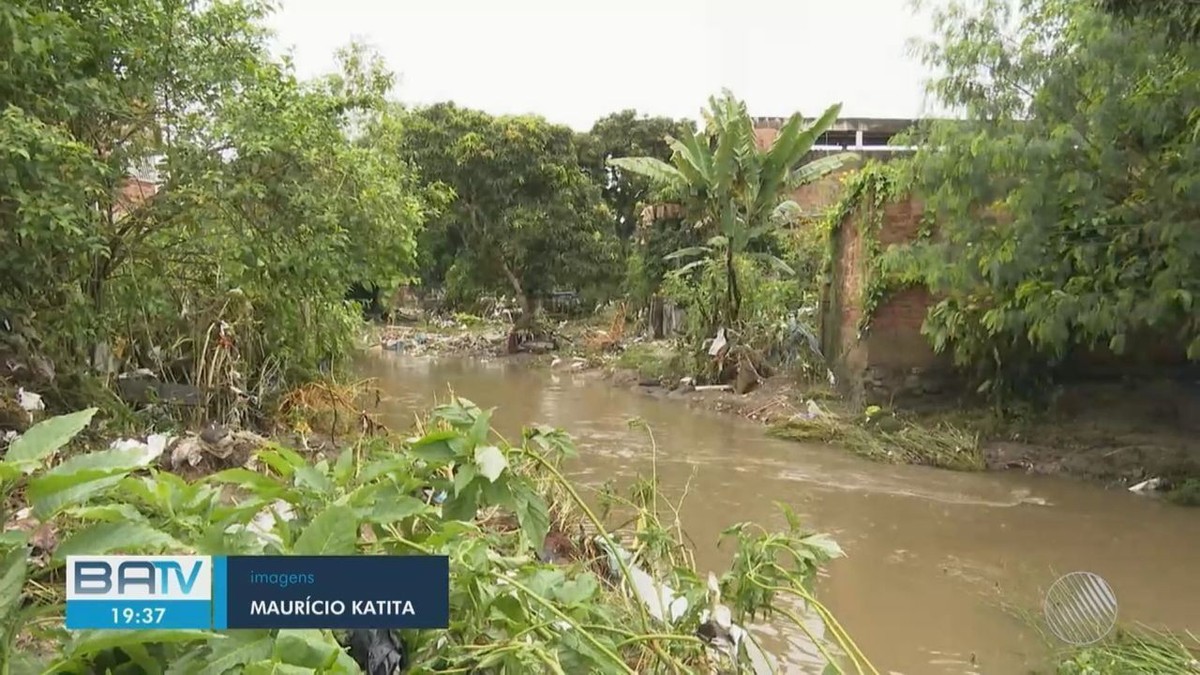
<box><xmin>0</xmin><ymin>0</ymin><xmax>429</xmax><ymax>410</ymax></box>
<box><xmin>393</xmin><ymin>103</ymin><xmax>621</xmax><ymax>321</ymax></box>
<box><xmin>896</xmin><ymin>0</ymin><xmax>1200</xmax><ymax>396</ymax></box>
<box><xmin>576</xmin><ymin>110</ymin><xmax>697</xmax><ymax>241</ymax></box>
<box><xmin>609</xmin><ymin>91</ymin><xmax>853</xmax><ymax>329</ymax></box>
<box><xmin>1097</xmin><ymin>0</ymin><xmax>1199</xmax><ymax>42</ymax></box>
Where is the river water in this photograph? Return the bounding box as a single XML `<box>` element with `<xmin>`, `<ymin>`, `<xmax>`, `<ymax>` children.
<box><xmin>358</xmin><ymin>352</ymin><xmax>1200</xmax><ymax>674</ymax></box>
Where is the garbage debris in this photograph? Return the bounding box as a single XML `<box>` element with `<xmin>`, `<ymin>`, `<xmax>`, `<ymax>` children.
<box><xmin>242</xmin><ymin>499</ymin><xmax>296</xmax><ymax>548</ymax></box>
<box><xmin>708</xmin><ymin>327</ymin><xmax>728</xmax><ymax>358</ymax></box>
<box><xmin>110</xmin><ymin>433</ymin><xmax>173</xmax><ymax>464</ymax></box>
<box><xmin>167</xmin><ymin>428</ymin><xmax>266</xmax><ymax>474</ymax></box>
<box><xmin>1129</xmin><ymin>477</ymin><xmax>1165</xmax><ymax>494</ymax></box>
<box><xmin>16</xmin><ymin>387</ymin><xmax>43</xmax><ymax>413</ymax></box>
<box><xmin>377</xmin><ymin>326</ymin><xmax>504</xmax><ymax>356</ymax></box>
<box><xmin>344</xmin><ymin>629</ymin><xmax>407</xmax><ymax>675</ymax></box>
<box><xmin>593</xmin><ymin>536</ymin><xmax>775</xmax><ymax>674</ymax></box>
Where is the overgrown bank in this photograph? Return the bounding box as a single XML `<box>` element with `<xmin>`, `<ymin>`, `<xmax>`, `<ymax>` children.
<box><xmin>360</xmin><ymin>311</ymin><xmax>1200</xmax><ymax>502</ymax></box>
<box><xmin>1</xmin><ymin>396</ymin><xmax>880</xmax><ymax>674</ymax></box>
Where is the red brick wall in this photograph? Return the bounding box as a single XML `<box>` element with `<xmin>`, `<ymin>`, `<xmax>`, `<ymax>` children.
<box><xmin>823</xmin><ymin>190</ymin><xmax>952</xmax><ymax>401</ymax></box>
<box><xmin>113</xmin><ymin>176</ymin><xmax>157</xmax><ymax>218</ymax></box>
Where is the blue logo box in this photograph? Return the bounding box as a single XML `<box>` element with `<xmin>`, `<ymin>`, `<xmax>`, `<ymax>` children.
<box><xmin>65</xmin><ymin>555</ymin><xmax>450</xmax><ymax>630</ymax></box>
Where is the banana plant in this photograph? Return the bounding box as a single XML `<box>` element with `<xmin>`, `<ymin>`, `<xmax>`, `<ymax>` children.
<box><xmin>608</xmin><ymin>90</ymin><xmax>856</xmax><ymax>326</ymax></box>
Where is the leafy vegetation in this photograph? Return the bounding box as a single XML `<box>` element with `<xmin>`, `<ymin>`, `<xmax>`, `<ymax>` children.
<box><xmin>0</xmin><ymin>1</ymin><xmax>435</xmax><ymax>418</ymax></box>
<box><xmin>576</xmin><ymin>111</ymin><xmax>697</xmax><ymax>244</ymax></box>
<box><xmin>891</xmin><ymin>0</ymin><xmax>1200</xmax><ymax>400</ymax></box>
<box><xmin>768</xmin><ymin>406</ymin><xmax>984</xmax><ymax>471</ymax></box>
<box><xmin>1053</xmin><ymin>628</ymin><xmax>1200</xmax><ymax>674</ymax></box>
<box><xmin>391</xmin><ymin>103</ymin><xmax>622</xmax><ymax>322</ymax></box>
<box><xmin>610</xmin><ymin>91</ymin><xmax>854</xmax><ymax>331</ymax></box>
<box><xmin>2</xmin><ymin>403</ymin><xmax>878</xmax><ymax>674</ymax></box>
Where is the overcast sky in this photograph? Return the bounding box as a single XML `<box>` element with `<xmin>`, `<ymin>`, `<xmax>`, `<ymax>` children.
<box><xmin>266</xmin><ymin>0</ymin><xmax>941</xmax><ymax>131</ymax></box>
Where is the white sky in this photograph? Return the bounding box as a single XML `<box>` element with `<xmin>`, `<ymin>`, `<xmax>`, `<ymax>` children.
<box><xmin>266</xmin><ymin>0</ymin><xmax>940</xmax><ymax>131</ymax></box>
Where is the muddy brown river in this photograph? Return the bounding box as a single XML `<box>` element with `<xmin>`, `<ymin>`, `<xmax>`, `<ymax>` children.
<box><xmin>359</xmin><ymin>352</ymin><xmax>1200</xmax><ymax>674</ymax></box>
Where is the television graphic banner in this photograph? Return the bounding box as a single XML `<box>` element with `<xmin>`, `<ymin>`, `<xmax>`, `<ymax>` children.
<box><xmin>65</xmin><ymin>555</ymin><xmax>450</xmax><ymax>630</ymax></box>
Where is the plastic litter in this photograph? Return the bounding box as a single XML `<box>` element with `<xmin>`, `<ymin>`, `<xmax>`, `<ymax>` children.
<box><xmin>344</xmin><ymin>629</ymin><xmax>406</xmax><ymax>675</ymax></box>
<box><xmin>593</xmin><ymin>536</ymin><xmax>775</xmax><ymax>674</ymax></box>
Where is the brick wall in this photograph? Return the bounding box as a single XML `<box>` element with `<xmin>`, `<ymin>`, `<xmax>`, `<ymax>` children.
<box><xmin>822</xmin><ymin>191</ymin><xmax>953</xmax><ymax>404</ymax></box>
<box><xmin>113</xmin><ymin>176</ymin><xmax>157</xmax><ymax>218</ymax></box>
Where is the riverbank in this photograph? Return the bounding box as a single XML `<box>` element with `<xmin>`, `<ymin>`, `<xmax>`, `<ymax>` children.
<box><xmin>361</xmin><ymin>317</ymin><xmax>1200</xmax><ymax>504</ymax></box>
<box><xmin>1</xmin><ymin>383</ymin><xmax>875</xmax><ymax>674</ymax></box>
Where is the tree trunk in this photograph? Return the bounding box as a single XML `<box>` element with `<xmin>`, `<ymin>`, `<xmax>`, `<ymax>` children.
<box><xmin>725</xmin><ymin>246</ymin><xmax>741</xmax><ymax>325</ymax></box>
<box><xmin>499</xmin><ymin>260</ymin><xmax>534</xmax><ymax>330</ymax></box>
<box><xmin>650</xmin><ymin>294</ymin><xmax>665</xmax><ymax>339</ymax></box>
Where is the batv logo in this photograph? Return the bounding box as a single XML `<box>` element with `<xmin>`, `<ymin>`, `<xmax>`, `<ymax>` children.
<box><xmin>67</xmin><ymin>556</ymin><xmax>212</xmax><ymax>601</ymax></box>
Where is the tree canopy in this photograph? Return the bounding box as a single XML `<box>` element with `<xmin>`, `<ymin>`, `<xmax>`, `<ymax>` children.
<box><xmin>0</xmin><ymin>0</ymin><xmax>431</xmax><ymax>401</ymax></box>
<box><xmin>895</xmin><ymin>0</ymin><xmax>1200</xmax><ymax>393</ymax></box>
<box><xmin>610</xmin><ymin>91</ymin><xmax>854</xmax><ymax>328</ymax></box>
<box><xmin>392</xmin><ymin>103</ymin><xmax>621</xmax><ymax>318</ymax></box>
<box><xmin>576</xmin><ymin>110</ymin><xmax>696</xmax><ymax>241</ymax></box>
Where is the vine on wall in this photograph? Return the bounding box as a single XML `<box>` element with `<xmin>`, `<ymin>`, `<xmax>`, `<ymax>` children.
<box><xmin>822</xmin><ymin>161</ymin><xmax>932</xmax><ymax>339</ymax></box>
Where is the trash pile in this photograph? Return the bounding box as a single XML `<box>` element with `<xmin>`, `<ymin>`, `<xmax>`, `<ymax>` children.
<box><xmin>377</xmin><ymin>325</ymin><xmax>506</xmax><ymax>356</ymax></box>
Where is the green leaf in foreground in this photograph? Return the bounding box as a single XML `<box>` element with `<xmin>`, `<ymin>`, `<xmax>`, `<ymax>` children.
<box><xmin>291</xmin><ymin>504</ymin><xmax>357</xmax><ymax>554</ymax></box>
<box><xmin>3</xmin><ymin>407</ymin><xmax>97</xmax><ymax>469</ymax></box>
<box><xmin>242</xmin><ymin>661</ymin><xmax>317</xmax><ymax>675</ymax></box>
<box><xmin>273</xmin><ymin>629</ymin><xmax>358</xmax><ymax>671</ymax></box>
<box><xmin>0</xmin><ymin>546</ymin><xmax>28</xmax><ymax>620</ymax></box>
<box><xmin>54</xmin><ymin>522</ymin><xmax>183</xmax><ymax>562</ymax></box>
<box><xmin>513</xmin><ymin>482</ymin><xmax>550</xmax><ymax>553</ymax></box>
<box><xmin>474</xmin><ymin>445</ymin><xmax>507</xmax><ymax>482</ymax></box>
<box><xmin>66</xmin><ymin>629</ymin><xmax>212</xmax><ymax>657</ymax></box>
<box><xmin>196</xmin><ymin>631</ymin><xmax>274</xmax><ymax>675</ymax></box>
<box><xmin>27</xmin><ymin>471</ymin><xmax>127</xmax><ymax>519</ymax></box>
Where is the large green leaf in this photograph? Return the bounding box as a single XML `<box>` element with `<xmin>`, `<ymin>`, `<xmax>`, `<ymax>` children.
<box><xmin>196</xmin><ymin>631</ymin><xmax>274</xmax><ymax>675</ymax></box>
<box><xmin>66</xmin><ymin>630</ymin><xmax>212</xmax><ymax>657</ymax></box>
<box><xmin>606</xmin><ymin>157</ymin><xmax>687</xmax><ymax>191</ymax></box>
<box><xmin>272</xmin><ymin>629</ymin><xmax>360</xmax><ymax>672</ymax></box>
<box><xmin>786</xmin><ymin>152</ymin><xmax>857</xmax><ymax>190</ymax></box>
<box><xmin>28</xmin><ymin>471</ymin><xmax>127</xmax><ymax>519</ymax></box>
<box><xmin>205</xmin><ymin>468</ymin><xmax>287</xmax><ymax>495</ymax></box>
<box><xmin>34</xmin><ymin>444</ymin><xmax>161</xmax><ymax>486</ymax></box>
<box><xmin>407</xmin><ymin>430</ymin><xmax>459</xmax><ymax>465</ymax></box>
<box><xmin>54</xmin><ymin>522</ymin><xmax>183</xmax><ymax>562</ymax></box>
<box><xmin>0</xmin><ymin>546</ymin><xmax>27</xmax><ymax>621</ymax></box>
<box><xmin>513</xmin><ymin>483</ymin><xmax>550</xmax><ymax>553</ymax></box>
<box><xmin>291</xmin><ymin>504</ymin><xmax>357</xmax><ymax>554</ymax></box>
<box><xmin>62</xmin><ymin>503</ymin><xmax>150</xmax><ymax>524</ymax></box>
<box><xmin>3</xmin><ymin>408</ymin><xmax>97</xmax><ymax>470</ymax></box>
<box><xmin>663</xmin><ymin>246</ymin><xmax>709</xmax><ymax>261</ymax></box>
<box><xmin>241</xmin><ymin>662</ymin><xmax>317</xmax><ymax>675</ymax></box>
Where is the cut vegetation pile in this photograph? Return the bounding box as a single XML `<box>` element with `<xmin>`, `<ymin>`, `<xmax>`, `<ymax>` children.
<box><xmin>768</xmin><ymin>406</ymin><xmax>984</xmax><ymax>472</ymax></box>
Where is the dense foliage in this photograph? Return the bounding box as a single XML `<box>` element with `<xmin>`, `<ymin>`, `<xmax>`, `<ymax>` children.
<box><xmin>611</xmin><ymin>92</ymin><xmax>853</xmax><ymax>330</ymax></box>
<box><xmin>891</xmin><ymin>0</ymin><xmax>1200</xmax><ymax>397</ymax></box>
<box><xmin>1</xmin><ymin>404</ymin><xmax>875</xmax><ymax>674</ymax></box>
<box><xmin>609</xmin><ymin>92</ymin><xmax>852</xmax><ymax>380</ymax></box>
<box><xmin>0</xmin><ymin>0</ymin><xmax>432</xmax><ymax>417</ymax></box>
<box><xmin>390</xmin><ymin>104</ymin><xmax>622</xmax><ymax>319</ymax></box>
<box><xmin>576</xmin><ymin>111</ymin><xmax>697</xmax><ymax>243</ymax></box>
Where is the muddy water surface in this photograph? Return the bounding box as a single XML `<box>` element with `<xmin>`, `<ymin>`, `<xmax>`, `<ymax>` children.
<box><xmin>359</xmin><ymin>353</ymin><xmax>1200</xmax><ymax>674</ymax></box>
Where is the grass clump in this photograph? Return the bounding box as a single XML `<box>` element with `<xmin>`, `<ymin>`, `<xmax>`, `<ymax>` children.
<box><xmin>1166</xmin><ymin>479</ymin><xmax>1200</xmax><ymax>507</ymax></box>
<box><xmin>768</xmin><ymin>405</ymin><xmax>984</xmax><ymax>471</ymax></box>
<box><xmin>614</xmin><ymin>342</ymin><xmax>683</xmax><ymax>383</ymax></box>
<box><xmin>1053</xmin><ymin>629</ymin><xmax>1200</xmax><ymax>674</ymax></box>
